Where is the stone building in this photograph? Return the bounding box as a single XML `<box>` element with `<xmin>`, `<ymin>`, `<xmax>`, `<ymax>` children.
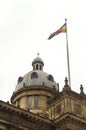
<box><xmin>0</xmin><ymin>55</ymin><xmax>86</xmax><ymax>130</ymax></box>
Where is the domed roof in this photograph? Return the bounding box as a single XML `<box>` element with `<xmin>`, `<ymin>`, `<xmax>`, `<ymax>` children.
<box><xmin>14</xmin><ymin>55</ymin><xmax>58</xmax><ymax>92</ymax></box>
<box><xmin>15</xmin><ymin>70</ymin><xmax>57</xmax><ymax>91</ymax></box>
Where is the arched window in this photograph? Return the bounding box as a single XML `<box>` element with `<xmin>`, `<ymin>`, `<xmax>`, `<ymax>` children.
<box><xmin>36</xmin><ymin>64</ymin><xmax>38</xmax><ymax>70</ymax></box>
<box><xmin>40</xmin><ymin>65</ymin><xmax>42</xmax><ymax>70</ymax></box>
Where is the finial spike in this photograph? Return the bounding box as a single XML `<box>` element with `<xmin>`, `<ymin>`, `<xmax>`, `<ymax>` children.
<box><xmin>63</xmin><ymin>77</ymin><xmax>71</xmax><ymax>91</ymax></box>
<box><xmin>65</xmin><ymin>77</ymin><xmax>68</xmax><ymax>85</ymax></box>
<box><xmin>37</xmin><ymin>53</ymin><xmax>40</xmax><ymax>57</ymax></box>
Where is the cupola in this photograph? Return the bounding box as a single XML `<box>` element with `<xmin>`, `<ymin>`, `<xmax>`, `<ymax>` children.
<box><xmin>32</xmin><ymin>53</ymin><xmax>44</xmax><ymax>70</ymax></box>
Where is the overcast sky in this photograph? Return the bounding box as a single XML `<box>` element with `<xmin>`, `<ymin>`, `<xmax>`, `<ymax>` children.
<box><xmin>0</xmin><ymin>0</ymin><xmax>86</xmax><ymax>102</ymax></box>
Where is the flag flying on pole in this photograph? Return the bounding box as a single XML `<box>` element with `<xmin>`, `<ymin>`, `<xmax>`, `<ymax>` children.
<box><xmin>48</xmin><ymin>23</ymin><xmax>66</xmax><ymax>40</ymax></box>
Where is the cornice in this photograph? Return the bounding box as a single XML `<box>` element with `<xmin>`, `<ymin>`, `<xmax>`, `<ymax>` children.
<box><xmin>11</xmin><ymin>85</ymin><xmax>54</xmax><ymax>101</ymax></box>
<box><xmin>54</xmin><ymin>112</ymin><xmax>86</xmax><ymax>125</ymax></box>
<box><xmin>0</xmin><ymin>100</ymin><xmax>53</xmax><ymax>126</ymax></box>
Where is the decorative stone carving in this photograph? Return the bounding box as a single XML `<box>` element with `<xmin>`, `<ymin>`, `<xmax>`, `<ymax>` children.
<box><xmin>73</xmin><ymin>103</ymin><xmax>81</xmax><ymax>115</ymax></box>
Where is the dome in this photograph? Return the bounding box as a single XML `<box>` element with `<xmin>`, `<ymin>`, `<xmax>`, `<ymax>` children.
<box><xmin>14</xmin><ymin>55</ymin><xmax>58</xmax><ymax>92</ymax></box>
<box><xmin>15</xmin><ymin>70</ymin><xmax>57</xmax><ymax>91</ymax></box>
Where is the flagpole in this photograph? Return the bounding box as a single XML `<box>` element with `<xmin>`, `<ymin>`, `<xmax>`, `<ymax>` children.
<box><xmin>65</xmin><ymin>19</ymin><xmax>71</xmax><ymax>88</ymax></box>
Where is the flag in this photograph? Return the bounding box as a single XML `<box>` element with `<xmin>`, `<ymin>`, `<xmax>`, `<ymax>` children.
<box><xmin>48</xmin><ymin>23</ymin><xmax>66</xmax><ymax>40</ymax></box>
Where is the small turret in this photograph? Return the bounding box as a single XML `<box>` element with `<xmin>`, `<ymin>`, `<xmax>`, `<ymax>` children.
<box><xmin>32</xmin><ymin>53</ymin><xmax>44</xmax><ymax>70</ymax></box>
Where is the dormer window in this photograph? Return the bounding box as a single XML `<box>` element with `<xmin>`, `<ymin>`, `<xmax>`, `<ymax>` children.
<box><xmin>47</xmin><ymin>75</ymin><xmax>53</xmax><ymax>82</ymax></box>
<box><xmin>18</xmin><ymin>76</ymin><xmax>23</xmax><ymax>84</ymax></box>
<box><xmin>31</xmin><ymin>72</ymin><xmax>38</xmax><ymax>79</ymax></box>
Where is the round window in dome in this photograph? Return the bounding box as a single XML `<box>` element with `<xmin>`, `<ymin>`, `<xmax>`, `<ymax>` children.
<box><xmin>31</xmin><ymin>72</ymin><xmax>38</xmax><ymax>79</ymax></box>
<box><xmin>47</xmin><ymin>75</ymin><xmax>53</xmax><ymax>82</ymax></box>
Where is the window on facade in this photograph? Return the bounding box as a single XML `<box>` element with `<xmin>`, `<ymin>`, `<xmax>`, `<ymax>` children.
<box><xmin>28</xmin><ymin>96</ymin><xmax>32</xmax><ymax>109</ymax></box>
<box><xmin>34</xmin><ymin>96</ymin><xmax>39</xmax><ymax>108</ymax></box>
<box><xmin>31</xmin><ymin>72</ymin><xmax>38</xmax><ymax>79</ymax></box>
